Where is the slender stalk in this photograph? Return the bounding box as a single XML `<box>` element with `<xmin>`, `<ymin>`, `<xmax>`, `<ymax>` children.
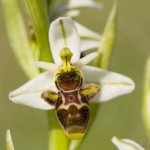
<box><xmin>47</xmin><ymin>110</ymin><xmax>70</xmax><ymax>150</ymax></box>
<box><xmin>142</xmin><ymin>56</ymin><xmax>150</xmax><ymax>141</ymax></box>
<box><xmin>21</xmin><ymin>0</ymin><xmax>53</xmax><ymax>63</ymax></box>
<box><xmin>2</xmin><ymin>0</ymin><xmax>40</xmax><ymax>78</ymax></box>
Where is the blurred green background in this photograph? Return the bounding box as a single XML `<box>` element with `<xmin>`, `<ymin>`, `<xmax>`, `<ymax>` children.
<box><xmin>0</xmin><ymin>0</ymin><xmax>150</xmax><ymax>149</ymax></box>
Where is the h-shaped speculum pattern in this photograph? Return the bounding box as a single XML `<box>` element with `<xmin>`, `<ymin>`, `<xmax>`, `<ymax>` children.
<box><xmin>41</xmin><ymin>47</ymin><xmax>100</xmax><ymax>140</ymax></box>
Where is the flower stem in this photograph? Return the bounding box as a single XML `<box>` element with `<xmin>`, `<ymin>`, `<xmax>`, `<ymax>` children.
<box><xmin>1</xmin><ymin>0</ymin><xmax>40</xmax><ymax>79</ymax></box>
<box><xmin>21</xmin><ymin>0</ymin><xmax>53</xmax><ymax>63</ymax></box>
<box><xmin>142</xmin><ymin>56</ymin><xmax>150</xmax><ymax>141</ymax></box>
<box><xmin>47</xmin><ymin>110</ymin><xmax>70</xmax><ymax>150</ymax></box>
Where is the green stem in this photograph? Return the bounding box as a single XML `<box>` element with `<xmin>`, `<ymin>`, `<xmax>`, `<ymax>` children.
<box><xmin>21</xmin><ymin>0</ymin><xmax>53</xmax><ymax>63</ymax></box>
<box><xmin>47</xmin><ymin>110</ymin><xmax>70</xmax><ymax>150</ymax></box>
<box><xmin>1</xmin><ymin>0</ymin><xmax>40</xmax><ymax>79</ymax></box>
<box><xmin>142</xmin><ymin>56</ymin><xmax>150</xmax><ymax>141</ymax></box>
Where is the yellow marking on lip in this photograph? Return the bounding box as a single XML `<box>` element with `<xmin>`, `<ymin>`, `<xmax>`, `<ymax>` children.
<box><xmin>68</xmin><ymin>133</ymin><xmax>84</xmax><ymax>140</ymax></box>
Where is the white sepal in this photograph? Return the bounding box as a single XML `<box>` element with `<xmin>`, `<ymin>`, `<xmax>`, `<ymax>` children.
<box><xmin>82</xmin><ymin>66</ymin><xmax>135</xmax><ymax>102</ymax></box>
<box><xmin>9</xmin><ymin>71</ymin><xmax>57</xmax><ymax>110</ymax></box>
<box><xmin>49</xmin><ymin>17</ymin><xmax>80</xmax><ymax>66</ymax></box>
<box><xmin>112</xmin><ymin>136</ymin><xmax>145</xmax><ymax>150</ymax></box>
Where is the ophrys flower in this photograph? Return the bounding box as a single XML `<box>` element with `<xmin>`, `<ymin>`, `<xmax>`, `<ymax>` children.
<box><xmin>9</xmin><ymin>17</ymin><xmax>135</xmax><ymax>140</ymax></box>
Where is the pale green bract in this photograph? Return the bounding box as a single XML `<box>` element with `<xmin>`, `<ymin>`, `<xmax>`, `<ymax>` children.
<box><xmin>6</xmin><ymin>130</ymin><xmax>15</xmax><ymax>150</ymax></box>
<box><xmin>9</xmin><ymin>17</ymin><xmax>135</xmax><ymax>110</ymax></box>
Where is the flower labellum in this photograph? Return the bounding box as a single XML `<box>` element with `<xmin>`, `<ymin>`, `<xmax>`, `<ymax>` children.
<box><xmin>42</xmin><ymin>47</ymin><xmax>100</xmax><ymax>140</ymax></box>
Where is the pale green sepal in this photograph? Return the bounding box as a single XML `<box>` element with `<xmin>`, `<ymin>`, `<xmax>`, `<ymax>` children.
<box><xmin>142</xmin><ymin>56</ymin><xmax>150</xmax><ymax>140</ymax></box>
<box><xmin>93</xmin><ymin>0</ymin><xmax>117</xmax><ymax>69</ymax></box>
<box><xmin>6</xmin><ymin>130</ymin><xmax>15</xmax><ymax>150</ymax></box>
<box><xmin>112</xmin><ymin>136</ymin><xmax>145</xmax><ymax>150</ymax></box>
<box><xmin>21</xmin><ymin>0</ymin><xmax>53</xmax><ymax>64</ymax></box>
<box><xmin>2</xmin><ymin>0</ymin><xmax>40</xmax><ymax>78</ymax></box>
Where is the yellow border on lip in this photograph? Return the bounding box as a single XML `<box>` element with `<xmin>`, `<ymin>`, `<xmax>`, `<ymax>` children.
<box><xmin>68</xmin><ymin>133</ymin><xmax>84</xmax><ymax>140</ymax></box>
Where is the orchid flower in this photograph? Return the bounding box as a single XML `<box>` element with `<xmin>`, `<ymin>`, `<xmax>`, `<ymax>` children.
<box><xmin>9</xmin><ymin>17</ymin><xmax>135</xmax><ymax>139</ymax></box>
<box><xmin>112</xmin><ymin>136</ymin><xmax>145</xmax><ymax>150</ymax></box>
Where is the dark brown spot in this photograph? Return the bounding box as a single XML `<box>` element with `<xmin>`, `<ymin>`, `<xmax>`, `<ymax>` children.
<box><xmin>44</xmin><ymin>97</ymin><xmax>55</xmax><ymax>106</ymax></box>
<box><xmin>56</xmin><ymin>105</ymin><xmax>90</xmax><ymax>135</ymax></box>
<box><xmin>80</xmin><ymin>93</ymin><xmax>89</xmax><ymax>105</ymax></box>
<box><xmin>55</xmin><ymin>94</ymin><xmax>63</xmax><ymax>110</ymax></box>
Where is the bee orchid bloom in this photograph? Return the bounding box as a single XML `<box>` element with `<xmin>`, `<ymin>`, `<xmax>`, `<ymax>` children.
<box><xmin>9</xmin><ymin>17</ymin><xmax>135</xmax><ymax>140</ymax></box>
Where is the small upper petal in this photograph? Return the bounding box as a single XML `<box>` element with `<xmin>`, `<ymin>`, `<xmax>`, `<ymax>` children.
<box><xmin>34</xmin><ymin>61</ymin><xmax>59</xmax><ymax>72</ymax></box>
<box><xmin>74</xmin><ymin>52</ymin><xmax>98</xmax><ymax>68</ymax></box>
<box><xmin>112</xmin><ymin>136</ymin><xmax>145</xmax><ymax>150</ymax></box>
<box><xmin>81</xmin><ymin>66</ymin><xmax>135</xmax><ymax>102</ymax></box>
<box><xmin>49</xmin><ymin>17</ymin><xmax>80</xmax><ymax>65</ymax></box>
<box><xmin>9</xmin><ymin>71</ymin><xmax>57</xmax><ymax>110</ymax></box>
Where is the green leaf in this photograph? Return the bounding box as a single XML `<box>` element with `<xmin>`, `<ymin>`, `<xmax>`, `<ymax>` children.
<box><xmin>6</xmin><ymin>130</ymin><xmax>15</xmax><ymax>150</ymax></box>
<box><xmin>2</xmin><ymin>0</ymin><xmax>40</xmax><ymax>78</ymax></box>
<box><xmin>93</xmin><ymin>0</ymin><xmax>117</xmax><ymax>69</ymax></box>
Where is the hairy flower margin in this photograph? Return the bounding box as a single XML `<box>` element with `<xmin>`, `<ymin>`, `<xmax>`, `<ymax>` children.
<box><xmin>112</xmin><ymin>136</ymin><xmax>145</xmax><ymax>150</ymax></box>
<box><xmin>9</xmin><ymin>17</ymin><xmax>135</xmax><ymax>110</ymax></box>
